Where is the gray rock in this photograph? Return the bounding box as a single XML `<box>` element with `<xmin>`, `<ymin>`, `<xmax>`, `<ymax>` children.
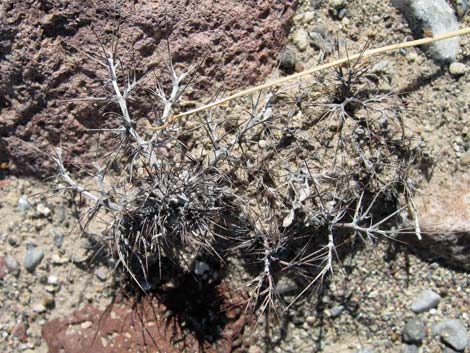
<box><xmin>23</xmin><ymin>245</ymin><xmax>44</xmax><ymax>272</ymax></box>
<box><xmin>432</xmin><ymin>319</ymin><xmax>467</xmax><ymax>351</ymax></box>
<box><xmin>50</xmin><ymin>229</ymin><xmax>64</xmax><ymax>248</ymax></box>
<box><xmin>410</xmin><ymin>289</ymin><xmax>441</xmax><ymax>313</ymax></box>
<box><xmin>18</xmin><ymin>195</ymin><xmax>31</xmax><ymax>213</ymax></box>
<box><xmin>94</xmin><ymin>268</ymin><xmax>107</xmax><ymax>282</ymax></box>
<box><xmin>276</xmin><ymin>276</ymin><xmax>299</xmax><ymax>295</ymax></box>
<box><xmin>279</xmin><ymin>48</ymin><xmax>296</xmax><ymax>71</ymax></box>
<box><xmin>401</xmin><ymin>344</ymin><xmax>419</xmax><ymax>353</ymax></box>
<box><xmin>293</xmin><ymin>29</ymin><xmax>309</xmax><ymax>51</ymax></box>
<box><xmin>337</xmin><ymin>8</ymin><xmax>348</xmax><ymax>19</ymax></box>
<box><xmin>329</xmin><ymin>0</ymin><xmax>346</xmax><ymax>9</ymax></box>
<box><xmin>55</xmin><ymin>206</ymin><xmax>66</xmax><ymax>223</ymax></box>
<box><xmin>32</xmin><ymin>303</ymin><xmax>47</xmax><ymax>313</ymax></box>
<box><xmin>330</xmin><ymin>305</ymin><xmax>345</xmax><ymax>318</ymax></box>
<box><xmin>4</xmin><ymin>254</ymin><xmax>19</xmax><ymax>274</ymax></box>
<box><xmin>303</xmin><ymin>11</ymin><xmax>314</xmax><ymax>23</ymax></box>
<box><xmin>396</xmin><ymin>0</ymin><xmax>459</xmax><ymax>63</ymax></box>
<box><xmin>449</xmin><ymin>62</ymin><xmax>467</xmax><ymax>76</ymax></box>
<box><xmin>403</xmin><ymin>317</ymin><xmax>426</xmax><ymax>344</ymax></box>
<box><xmin>194</xmin><ymin>261</ymin><xmax>210</xmax><ymax>275</ymax></box>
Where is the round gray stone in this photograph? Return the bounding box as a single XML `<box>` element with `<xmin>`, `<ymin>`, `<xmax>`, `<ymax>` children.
<box><xmin>403</xmin><ymin>317</ymin><xmax>426</xmax><ymax>344</ymax></box>
<box><xmin>18</xmin><ymin>195</ymin><xmax>32</xmax><ymax>213</ymax></box>
<box><xmin>4</xmin><ymin>254</ymin><xmax>19</xmax><ymax>274</ymax></box>
<box><xmin>433</xmin><ymin>319</ymin><xmax>467</xmax><ymax>351</ymax></box>
<box><xmin>449</xmin><ymin>62</ymin><xmax>467</xmax><ymax>76</ymax></box>
<box><xmin>279</xmin><ymin>48</ymin><xmax>296</xmax><ymax>71</ymax></box>
<box><xmin>330</xmin><ymin>305</ymin><xmax>345</xmax><ymax>318</ymax></box>
<box><xmin>23</xmin><ymin>245</ymin><xmax>45</xmax><ymax>272</ymax></box>
<box><xmin>410</xmin><ymin>289</ymin><xmax>441</xmax><ymax>313</ymax></box>
<box><xmin>293</xmin><ymin>29</ymin><xmax>309</xmax><ymax>51</ymax></box>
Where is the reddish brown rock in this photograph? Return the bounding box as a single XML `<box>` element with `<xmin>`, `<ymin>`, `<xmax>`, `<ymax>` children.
<box><xmin>399</xmin><ymin>173</ymin><xmax>470</xmax><ymax>269</ymax></box>
<box><xmin>0</xmin><ymin>0</ymin><xmax>297</xmax><ymax>176</ymax></box>
<box><xmin>12</xmin><ymin>322</ymin><xmax>27</xmax><ymax>343</ymax></box>
<box><xmin>43</xmin><ymin>283</ymin><xmax>249</xmax><ymax>353</ymax></box>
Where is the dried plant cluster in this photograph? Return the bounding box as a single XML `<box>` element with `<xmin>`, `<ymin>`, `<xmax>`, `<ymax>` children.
<box><xmin>52</xmin><ymin>39</ymin><xmax>424</xmax><ymax>319</ymax></box>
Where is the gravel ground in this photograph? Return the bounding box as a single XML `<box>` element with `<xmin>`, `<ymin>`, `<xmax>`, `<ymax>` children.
<box><xmin>1</xmin><ymin>0</ymin><xmax>470</xmax><ymax>352</ymax></box>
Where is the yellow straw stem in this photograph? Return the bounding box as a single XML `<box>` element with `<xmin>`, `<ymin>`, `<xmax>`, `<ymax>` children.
<box><xmin>152</xmin><ymin>27</ymin><xmax>470</xmax><ymax>130</ymax></box>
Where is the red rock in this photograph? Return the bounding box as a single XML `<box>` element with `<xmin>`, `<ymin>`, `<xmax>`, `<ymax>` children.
<box><xmin>43</xmin><ymin>283</ymin><xmax>249</xmax><ymax>353</ymax></box>
<box><xmin>0</xmin><ymin>0</ymin><xmax>297</xmax><ymax>176</ymax></box>
<box><xmin>400</xmin><ymin>173</ymin><xmax>470</xmax><ymax>269</ymax></box>
<box><xmin>12</xmin><ymin>322</ymin><xmax>27</xmax><ymax>343</ymax></box>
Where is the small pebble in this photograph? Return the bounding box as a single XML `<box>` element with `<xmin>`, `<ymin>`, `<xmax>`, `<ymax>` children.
<box><xmin>403</xmin><ymin>317</ymin><xmax>426</xmax><ymax>344</ymax></box>
<box><xmin>279</xmin><ymin>48</ymin><xmax>296</xmax><ymax>71</ymax></box>
<box><xmin>42</xmin><ymin>293</ymin><xmax>55</xmax><ymax>308</ymax></box>
<box><xmin>81</xmin><ymin>321</ymin><xmax>92</xmax><ymax>329</ymax></box>
<box><xmin>32</xmin><ymin>304</ymin><xmax>47</xmax><ymax>313</ymax></box>
<box><xmin>36</xmin><ymin>204</ymin><xmax>52</xmax><ymax>217</ymax></box>
<box><xmin>293</xmin><ymin>29</ymin><xmax>309</xmax><ymax>51</ymax></box>
<box><xmin>18</xmin><ymin>196</ymin><xmax>31</xmax><ymax>213</ymax></box>
<box><xmin>47</xmin><ymin>275</ymin><xmax>59</xmax><ymax>285</ymax></box>
<box><xmin>330</xmin><ymin>305</ymin><xmax>345</xmax><ymax>318</ymax></box>
<box><xmin>258</xmin><ymin>140</ymin><xmax>268</xmax><ymax>149</ymax></box>
<box><xmin>51</xmin><ymin>254</ymin><xmax>68</xmax><ymax>265</ymax></box>
<box><xmin>194</xmin><ymin>261</ymin><xmax>210</xmax><ymax>275</ymax></box>
<box><xmin>94</xmin><ymin>268</ymin><xmax>107</xmax><ymax>282</ymax></box>
<box><xmin>50</xmin><ymin>229</ymin><xmax>64</xmax><ymax>248</ymax></box>
<box><xmin>303</xmin><ymin>11</ymin><xmax>314</xmax><ymax>23</ymax></box>
<box><xmin>45</xmin><ymin>285</ymin><xmax>57</xmax><ymax>293</ymax></box>
<box><xmin>23</xmin><ymin>245</ymin><xmax>45</xmax><ymax>272</ymax></box>
<box><xmin>329</xmin><ymin>0</ymin><xmax>346</xmax><ymax>9</ymax></box>
<box><xmin>407</xmin><ymin>52</ymin><xmax>419</xmax><ymax>63</ymax></box>
<box><xmin>55</xmin><ymin>206</ymin><xmax>66</xmax><ymax>223</ymax></box>
<box><xmin>338</xmin><ymin>8</ymin><xmax>347</xmax><ymax>19</ymax></box>
<box><xmin>449</xmin><ymin>62</ymin><xmax>467</xmax><ymax>76</ymax></box>
<box><xmin>4</xmin><ymin>254</ymin><xmax>19</xmax><ymax>274</ymax></box>
<box><xmin>433</xmin><ymin>319</ymin><xmax>467</xmax><ymax>351</ymax></box>
<box><xmin>410</xmin><ymin>289</ymin><xmax>441</xmax><ymax>313</ymax></box>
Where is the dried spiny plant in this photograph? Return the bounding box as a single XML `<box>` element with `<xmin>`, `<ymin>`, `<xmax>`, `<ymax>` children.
<box><xmin>51</xmin><ymin>33</ymin><xmax>425</xmax><ymax>326</ymax></box>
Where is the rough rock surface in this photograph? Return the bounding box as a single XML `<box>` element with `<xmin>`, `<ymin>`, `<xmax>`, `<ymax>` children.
<box><xmin>0</xmin><ymin>0</ymin><xmax>296</xmax><ymax>176</ymax></box>
<box><xmin>399</xmin><ymin>173</ymin><xmax>470</xmax><ymax>270</ymax></box>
